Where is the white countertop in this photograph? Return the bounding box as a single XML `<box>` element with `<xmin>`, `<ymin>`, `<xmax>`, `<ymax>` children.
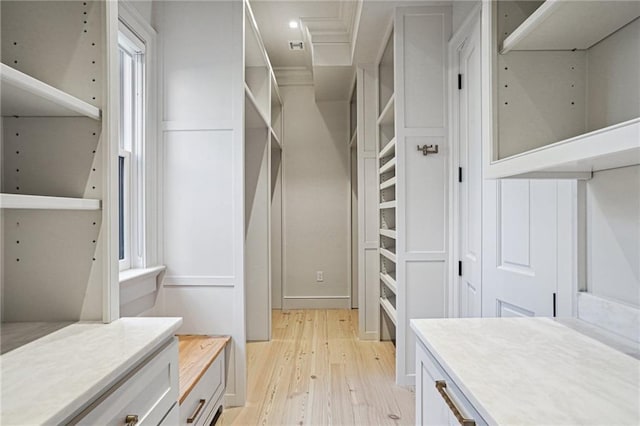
<box><xmin>1</xmin><ymin>317</ymin><xmax>182</xmax><ymax>425</ymax></box>
<box><xmin>411</xmin><ymin>317</ymin><xmax>640</xmax><ymax>425</ymax></box>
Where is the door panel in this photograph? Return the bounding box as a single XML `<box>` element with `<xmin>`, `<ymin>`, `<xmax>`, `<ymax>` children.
<box><xmin>483</xmin><ymin>179</ymin><xmax>558</xmax><ymax>317</ymax></box>
<box><xmin>458</xmin><ymin>17</ymin><xmax>482</xmax><ymax>318</ymax></box>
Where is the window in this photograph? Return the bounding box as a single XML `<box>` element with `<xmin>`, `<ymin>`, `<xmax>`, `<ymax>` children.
<box><xmin>118</xmin><ymin>23</ymin><xmax>145</xmax><ymax>271</ymax></box>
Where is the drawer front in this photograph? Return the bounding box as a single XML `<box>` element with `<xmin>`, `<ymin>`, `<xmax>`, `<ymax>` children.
<box><xmin>160</xmin><ymin>403</ymin><xmax>179</xmax><ymax>425</ymax></box>
<box><xmin>416</xmin><ymin>341</ymin><xmax>487</xmax><ymax>426</ymax></box>
<box><xmin>180</xmin><ymin>354</ymin><xmax>225</xmax><ymax>426</ymax></box>
<box><xmin>75</xmin><ymin>338</ymin><xmax>179</xmax><ymax>426</ymax></box>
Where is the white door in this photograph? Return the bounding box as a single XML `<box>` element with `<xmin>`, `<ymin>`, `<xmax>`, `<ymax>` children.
<box><xmin>457</xmin><ymin>17</ymin><xmax>482</xmax><ymax>318</ymax></box>
<box><xmin>482</xmin><ymin>179</ymin><xmax>559</xmax><ymax>317</ymax></box>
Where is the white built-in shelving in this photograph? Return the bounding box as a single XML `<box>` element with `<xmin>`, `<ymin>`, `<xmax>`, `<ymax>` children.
<box><xmin>380</xmin><ymin>272</ymin><xmax>397</xmax><ymax>295</ymax></box>
<box><xmin>380</xmin><ymin>248</ymin><xmax>396</xmax><ymax>265</ymax></box>
<box><xmin>0</xmin><ymin>194</ymin><xmax>101</xmax><ymax>210</ymax></box>
<box><xmin>244</xmin><ymin>0</ymin><xmax>284</xmax><ymax>342</ymax></box>
<box><xmin>379</xmin><ymin>158</ymin><xmax>396</xmax><ymax>175</ymax></box>
<box><xmin>380</xmin><ymin>177</ymin><xmax>396</xmax><ymax>190</ymax></box>
<box><xmin>501</xmin><ymin>1</ymin><xmax>640</xmax><ymax>53</ymax></box>
<box><xmin>0</xmin><ymin>63</ymin><xmax>100</xmax><ymax>120</ymax></box>
<box><xmin>379</xmin><ymin>297</ymin><xmax>397</xmax><ymax>326</ymax></box>
<box><xmin>379</xmin><ymin>137</ymin><xmax>396</xmax><ymax>159</ymax></box>
<box><xmin>487</xmin><ymin>1</ymin><xmax>640</xmax><ymax>179</ymax></box>
<box><xmin>379</xmin><ymin>201</ymin><xmax>397</xmax><ymax>210</ymax></box>
<box><xmin>379</xmin><ymin>229</ymin><xmax>396</xmax><ymax>239</ymax></box>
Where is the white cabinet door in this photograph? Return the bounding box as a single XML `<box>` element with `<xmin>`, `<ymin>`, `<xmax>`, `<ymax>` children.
<box><xmin>416</xmin><ymin>341</ymin><xmax>485</xmax><ymax>426</ymax></box>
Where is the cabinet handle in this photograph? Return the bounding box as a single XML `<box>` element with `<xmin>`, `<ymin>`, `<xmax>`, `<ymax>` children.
<box><xmin>125</xmin><ymin>414</ymin><xmax>139</xmax><ymax>426</ymax></box>
<box><xmin>187</xmin><ymin>399</ymin><xmax>207</xmax><ymax>424</ymax></box>
<box><xmin>435</xmin><ymin>380</ymin><xmax>475</xmax><ymax>426</ymax></box>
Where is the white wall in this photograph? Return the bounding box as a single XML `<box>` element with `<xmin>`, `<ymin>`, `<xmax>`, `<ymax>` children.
<box><xmin>281</xmin><ymin>85</ymin><xmax>350</xmax><ymax>309</ymax></box>
<box><xmin>587</xmin><ymin>166</ymin><xmax>640</xmax><ymax>307</ymax></box>
<box><xmin>453</xmin><ymin>0</ymin><xmax>480</xmax><ymax>34</ymax></box>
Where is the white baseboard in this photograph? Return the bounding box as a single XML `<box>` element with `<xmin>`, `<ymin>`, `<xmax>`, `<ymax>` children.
<box><xmin>282</xmin><ymin>296</ymin><xmax>351</xmax><ymax>309</ymax></box>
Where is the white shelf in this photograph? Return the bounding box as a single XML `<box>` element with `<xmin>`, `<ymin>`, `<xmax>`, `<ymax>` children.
<box><xmin>501</xmin><ymin>1</ymin><xmax>640</xmax><ymax>53</ymax></box>
<box><xmin>245</xmin><ymin>84</ymin><xmax>269</xmax><ymax>129</ymax></box>
<box><xmin>380</xmin><ymin>297</ymin><xmax>397</xmax><ymax>326</ymax></box>
<box><xmin>379</xmin><ymin>201</ymin><xmax>397</xmax><ymax>209</ymax></box>
<box><xmin>270</xmin><ymin>128</ymin><xmax>282</xmax><ymax>150</ymax></box>
<box><xmin>377</xmin><ymin>94</ymin><xmax>395</xmax><ymax>126</ymax></box>
<box><xmin>0</xmin><ymin>193</ymin><xmax>101</xmax><ymax>210</ymax></box>
<box><xmin>379</xmin><ymin>158</ymin><xmax>396</xmax><ymax>175</ymax></box>
<box><xmin>380</xmin><ymin>229</ymin><xmax>396</xmax><ymax>239</ymax></box>
<box><xmin>349</xmin><ymin>132</ymin><xmax>357</xmax><ymax>148</ymax></box>
<box><xmin>380</xmin><ymin>177</ymin><xmax>397</xmax><ymax>190</ymax></box>
<box><xmin>379</xmin><ymin>137</ymin><xmax>396</xmax><ymax>158</ymax></box>
<box><xmin>380</xmin><ymin>248</ymin><xmax>396</xmax><ymax>263</ymax></box>
<box><xmin>380</xmin><ymin>273</ymin><xmax>397</xmax><ymax>295</ymax></box>
<box><xmin>487</xmin><ymin>118</ymin><xmax>640</xmax><ymax>179</ymax></box>
<box><xmin>1</xmin><ymin>64</ymin><xmax>100</xmax><ymax>120</ymax></box>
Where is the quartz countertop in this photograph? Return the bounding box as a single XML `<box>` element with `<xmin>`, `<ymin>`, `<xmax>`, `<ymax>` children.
<box><xmin>1</xmin><ymin>317</ymin><xmax>182</xmax><ymax>425</ymax></box>
<box><xmin>411</xmin><ymin>317</ymin><xmax>640</xmax><ymax>425</ymax></box>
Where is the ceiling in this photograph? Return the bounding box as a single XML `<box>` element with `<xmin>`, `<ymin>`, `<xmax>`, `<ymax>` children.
<box><xmin>250</xmin><ymin>0</ymin><xmax>455</xmax><ymax>100</ymax></box>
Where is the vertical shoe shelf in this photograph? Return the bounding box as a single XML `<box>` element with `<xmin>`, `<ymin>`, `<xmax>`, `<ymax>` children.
<box><xmin>378</xmin><ymin>30</ymin><xmax>398</xmax><ymax>334</ymax></box>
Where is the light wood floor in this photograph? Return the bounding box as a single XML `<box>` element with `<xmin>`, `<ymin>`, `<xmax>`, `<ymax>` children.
<box><xmin>222</xmin><ymin>309</ymin><xmax>415</xmax><ymax>426</ymax></box>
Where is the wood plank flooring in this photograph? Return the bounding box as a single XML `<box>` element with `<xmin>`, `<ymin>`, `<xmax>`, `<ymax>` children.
<box><xmin>222</xmin><ymin>309</ymin><xmax>415</xmax><ymax>426</ymax></box>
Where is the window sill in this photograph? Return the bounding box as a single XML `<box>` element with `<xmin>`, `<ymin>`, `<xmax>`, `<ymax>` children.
<box><xmin>119</xmin><ymin>266</ymin><xmax>166</xmax><ymax>315</ymax></box>
<box><xmin>119</xmin><ymin>265</ymin><xmax>166</xmax><ymax>285</ymax></box>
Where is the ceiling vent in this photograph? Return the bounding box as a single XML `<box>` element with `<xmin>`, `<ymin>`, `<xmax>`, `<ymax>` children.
<box><xmin>288</xmin><ymin>41</ymin><xmax>304</xmax><ymax>51</ymax></box>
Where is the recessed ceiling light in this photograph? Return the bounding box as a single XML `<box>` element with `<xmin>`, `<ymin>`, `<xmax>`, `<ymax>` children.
<box><xmin>289</xmin><ymin>20</ymin><xmax>298</xmax><ymax>29</ymax></box>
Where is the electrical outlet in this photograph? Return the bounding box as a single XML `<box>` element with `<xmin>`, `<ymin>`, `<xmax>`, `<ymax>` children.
<box><xmin>316</xmin><ymin>271</ymin><xmax>324</xmax><ymax>282</ymax></box>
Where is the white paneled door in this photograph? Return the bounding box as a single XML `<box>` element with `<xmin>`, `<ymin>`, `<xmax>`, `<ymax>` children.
<box><xmin>457</xmin><ymin>16</ymin><xmax>482</xmax><ymax>318</ymax></box>
<box><xmin>482</xmin><ymin>180</ymin><xmax>560</xmax><ymax>317</ymax></box>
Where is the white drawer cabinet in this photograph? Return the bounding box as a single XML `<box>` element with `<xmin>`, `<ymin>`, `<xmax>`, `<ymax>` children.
<box><xmin>72</xmin><ymin>338</ymin><xmax>179</xmax><ymax>425</ymax></box>
<box><xmin>179</xmin><ymin>353</ymin><xmax>225</xmax><ymax>425</ymax></box>
<box><xmin>416</xmin><ymin>341</ymin><xmax>486</xmax><ymax>426</ymax></box>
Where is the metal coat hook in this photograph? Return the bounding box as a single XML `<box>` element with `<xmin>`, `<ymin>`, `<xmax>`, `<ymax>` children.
<box><xmin>417</xmin><ymin>144</ymin><xmax>439</xmax><ymax>156</ymax></box>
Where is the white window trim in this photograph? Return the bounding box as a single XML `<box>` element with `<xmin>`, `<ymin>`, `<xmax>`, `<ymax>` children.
<box><xmin>118</xmin><ymin>1</ymin><xmax>161</xmax><ymax>284</ymax></box>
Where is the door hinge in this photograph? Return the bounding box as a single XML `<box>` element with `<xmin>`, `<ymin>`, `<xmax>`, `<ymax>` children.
<box><xmin>553</xmin><ymin>293</ymin><xmax>557</xmax><ymax>317</ymax></box>
<box><xmin>458</xmin><ymin>167</ymin><xmax>463</xmax><ymax>183</ymax></box>
<box><xmin>458</xmin><ymin>74</ymin><xmax>462</xmax><ymax>90</ymax></box>
<box><xmin>458</xmin><ymin>261</ymin><xmax>462</xmax><ymax>277</ymax></box>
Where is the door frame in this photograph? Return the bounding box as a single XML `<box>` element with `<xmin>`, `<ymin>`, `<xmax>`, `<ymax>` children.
<box><xmin>447</xmin><ymin>4</ymin><xmax>482</xmax><ymax>318</ymax></box>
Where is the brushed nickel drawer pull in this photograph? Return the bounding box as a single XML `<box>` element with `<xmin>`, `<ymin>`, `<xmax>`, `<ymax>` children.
<box><xmin>125</xmin><ymin>414</ymin><xmax>139</xmax><ymax>426</ymax></box>
<box><xmin>435</xmin><ymin>380</ymin><xmax>475</xmax><ymax>426</ymax></box>
<box><xmin>187</xmin><ymin>399</ymin><xmax>207</xmax><ymax>424</ymax></box>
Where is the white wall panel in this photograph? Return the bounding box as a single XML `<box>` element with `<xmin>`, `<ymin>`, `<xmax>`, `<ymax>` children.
<box><xmin>159</xmin><ymin>1</ymin><xmax>235</xmax><ymax>125</ymax></box>
<box><xmin>405</xmin><ymin>136</ymin><xmax>447</xmax><ymax>254</ymax></box>
<box><xmin>162</xmin><ymin>130</ymin><xmax>235</xmax><ymax>283</ymax></box>
<box><xmin>402</xmin><ymin>14</ymin><xmax>446</xmax><ymax>129</ymax></box>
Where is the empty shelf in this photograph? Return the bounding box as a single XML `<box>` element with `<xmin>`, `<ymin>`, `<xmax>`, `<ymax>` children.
<box><xmin>0</xmin><ymin>193</ymin><xmax>101</xmax><ymax>210</ymax></box>
<box><xmin>379</xmin><ymin>158</ymin><xmax>396</xmax><ymax>175</ymax></box>
<box><xmin>380</xmin><ymin>201</ymin><xmax>397</xmax><ymax>209</ymax></box>
<box><xmin>377</xmin><ymin>94</ymin><xmax>395</xmax><ymax>126</ymax></box>
<box><xmin>380</xmin><ymin>229</ymin><xmax>397</xmax><ymax>239</ymax></box>
<box><xmin>1</xmin><ymin>63</ymin><xmax>100</xmax><ymax>120</ymax></box>
<box><xmin>380</xmin><ymin>248</ymin><xmax>396</xmax><ymax>263</ymax></box>
<box><xmin>245</xmin><ymin>84</ymin><xmax>269</xmax><ymax>129</ymax></box>
<box><xmin>380</xmin><ymin>177</ymin><xmax>397</xmax><ymax>190</ymax></box>
<box><xmin>380</xmin><ymin>273</ymin><xmax>397</xmax><ymax>295</ymax></box>
<box><xmin>501</xmin><ymin>1</ymin><xmax>640</xmax><ymax>53</ymax></box>
<box><xmin>486</xmin><ymin>118</ymin><xmax>640</xmax><ymax>179</ymax></box>
<box><xmin>380</xmin><ymin>297</ymin><xmax>397</xmax><ymax>326</ymax></box>
<box><xmin>379</xmin><ymin>137</ymin><xmax>396</xmax><ymax>158</ymax></box>
<box><xmin>350</xmin><ymin>132</ymin><xmax>357</xmax><ymax>148</ymax></box>
<box><xmin>270</xmin><ymin>128</ymin><xmax>282</xmax><ymax>150</ymax></box>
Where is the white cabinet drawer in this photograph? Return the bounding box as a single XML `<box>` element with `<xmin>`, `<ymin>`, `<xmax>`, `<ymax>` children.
<box><xmin>416</xmin><ymin>341</ymin><xmax>487</xmax><ymax>426</ymax></box>
<box><xmin>73</xmin><ymin>338</ymin><xmax>179</xmax><ymax>426</ymax></box>
<box><xmin>179</xmin><ymin>354</ymin><xmax>225</xmax><ymax>425</ymax></box>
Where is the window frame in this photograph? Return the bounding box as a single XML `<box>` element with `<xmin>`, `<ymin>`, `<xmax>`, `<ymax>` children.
<box><xmin>116</xmin><ymin>2</ymin><xmax>159</xmax><ymax>277</ymax></box>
